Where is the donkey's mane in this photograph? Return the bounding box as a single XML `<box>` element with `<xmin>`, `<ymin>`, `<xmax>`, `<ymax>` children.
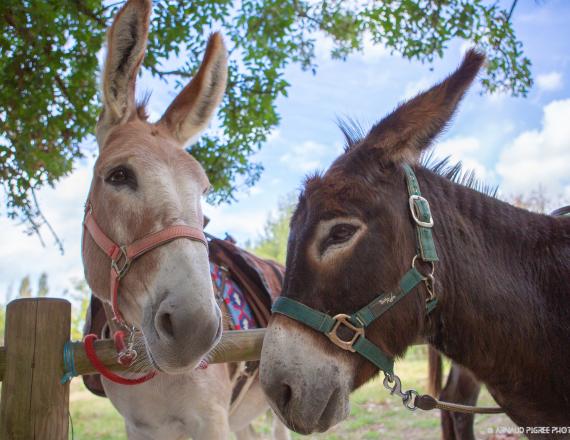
<box><xmin>337</xmin><ymin>118</ymin><xmax>497</xmax><ymax>198</ymax></box>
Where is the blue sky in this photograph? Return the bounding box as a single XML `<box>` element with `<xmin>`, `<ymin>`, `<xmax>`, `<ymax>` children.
<box><xmin>1</xmin><ymin>0</ymin><xmax>569</xmax><ymax>300</ymax></box>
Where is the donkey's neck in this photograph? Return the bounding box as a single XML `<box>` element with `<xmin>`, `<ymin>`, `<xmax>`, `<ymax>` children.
<box><xmin>418</xmin><ymin>168</ymin><xmax>570</xmax><ymax>423</ymax></box>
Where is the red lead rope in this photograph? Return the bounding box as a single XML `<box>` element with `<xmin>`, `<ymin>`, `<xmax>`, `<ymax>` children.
<box><xmin>82</xmin><ymin>202</ymin><xmax>208</xmax><ymax>385</ymax></box>
<box><xmin>84</xmin><ymin>334</ymin><xmax>158</xmax><ymax>385</ymax></box>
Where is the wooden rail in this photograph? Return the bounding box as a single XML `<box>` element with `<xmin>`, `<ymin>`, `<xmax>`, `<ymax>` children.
<box><xmin>0</xmin><ymin>298</ymin><xmax>266</xmax><ymax>439</ymax></box>
<box><xmin>0</xmin><ymin>323</ymin><xmax>265</xmax><ymax>381</ymax></box>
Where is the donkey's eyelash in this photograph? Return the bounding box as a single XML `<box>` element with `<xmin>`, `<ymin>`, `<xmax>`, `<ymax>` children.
<box><xmin>105</xmin><ymin>165</ymin><xmax>138</xmax><ymax>190</ymax></box>
<box><xmin>320</xmin><ymin>224</ymin><xmax>359</xmax><ymax>254</ymax></box>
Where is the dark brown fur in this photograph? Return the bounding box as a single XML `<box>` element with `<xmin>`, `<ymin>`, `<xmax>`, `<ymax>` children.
<box><xmin>281</xmin><ymin>50</ymin><xmax>570</xmax><ymax>433</ymax></box>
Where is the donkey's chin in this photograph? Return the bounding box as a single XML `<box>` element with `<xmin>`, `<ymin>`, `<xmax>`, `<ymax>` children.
<box><xmin>271</xmin><ymin>387</ymin><xmax>350</xmax><ymax>435</ymax></box>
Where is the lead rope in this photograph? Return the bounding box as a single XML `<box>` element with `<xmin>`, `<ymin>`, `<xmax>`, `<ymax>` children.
<box><xmin>383</xmin><ymin>373</ymin><xmax>503</xmax><ymax>414</ymax></box>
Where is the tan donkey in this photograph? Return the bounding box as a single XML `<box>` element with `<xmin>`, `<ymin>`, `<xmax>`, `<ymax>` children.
<box><xmin>82</xmin><ymin>0</ymin><xmax>288</xmax><ymax>438</ymax></box>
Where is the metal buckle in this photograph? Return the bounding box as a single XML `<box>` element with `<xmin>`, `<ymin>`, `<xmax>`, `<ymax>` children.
<box><xmin>111</xmin><ymin>246</ymin><xmax>131</xmax><ymax>279</ymax></box>
<box><xmin>383</xmin><ymin>373</ymin><xmax>419</xmax><ymax>411</ymax></box>
<box><xmin>411</xmin><ymin>255</ymin><xmax>435</xmax><ymax>280</ymax></box>
<box><xmin>326</xmin><ymin>314</ymin><xmax>364</xmax><ymax>352</ymax></box>
<box><xmin>409</xmin><ymin>195</ymin><xmax>434</xmax><ymax>228</ymax></box>
<box><xmin>411</xmin><ymin>255</ymin><xmax>437</xmax><ymax>302</ymax></box>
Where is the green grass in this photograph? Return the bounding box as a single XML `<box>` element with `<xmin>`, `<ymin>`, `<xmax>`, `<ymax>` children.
<box><xmin>69</xmin><ymin>348</ymin><xmax>518</xmax><ymax>439</ymax></box>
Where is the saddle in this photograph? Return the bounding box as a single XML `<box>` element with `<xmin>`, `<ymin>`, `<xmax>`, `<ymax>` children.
<box><xmin>551</xmin><ymin>205</ymin><xmax>570</xmax><ymax>217</ymax></box>
<box><xmin>82</xmin><ymin>235</ymin><xmax>284</xmax><ymax>397</ymax></box>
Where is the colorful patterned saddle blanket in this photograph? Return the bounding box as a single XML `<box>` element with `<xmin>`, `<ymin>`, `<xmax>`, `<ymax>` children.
<box><xmin>210</xmin><ymin>262</ymin><xmax>257</xmax><ymax>330</ymax></box>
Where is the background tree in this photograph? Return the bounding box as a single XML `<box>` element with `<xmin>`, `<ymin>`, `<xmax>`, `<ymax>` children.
<box><xmin>247</xmin><ymin>194</ymin><xmax>295</xmax><ymax>264</ymax></box>
<box><xmin>18</xmin><ymin>275</ymin><xmax>32</xmax><ymax>298</ymax></box>
<box><xmin>62</xmin><ymin>279</ymin><xmax>91</xmax><ymax>340</ymax></box>
<box><xmin>508</xmin><ymin>185</ymin><xmax>568</xmax><ymax>214</ymax></box>
<box><xmin>1</xmin><ymin>0</ymin><xmax>532</xmax><ymax>241</ymax></box>
<box><xmin>37</xmin><ymin>272</ymin><xmax>49</xmax><ymax>297</ymax></box>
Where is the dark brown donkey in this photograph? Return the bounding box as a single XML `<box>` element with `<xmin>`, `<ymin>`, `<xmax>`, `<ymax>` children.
<box><xmin>259</xmin><ymin>50</ymin><xmax>570</xmax><ymax>437</ymax></box>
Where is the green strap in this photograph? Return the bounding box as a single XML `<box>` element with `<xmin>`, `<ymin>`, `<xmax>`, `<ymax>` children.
<box><xmin>273</xmin><ymin>297</ymin><xmax>395</xmax><ymax>375</ymax></box>
<box><xmin>351</xmin><ymin>268</ymin><xmax>425</xmax><ymax>327</ymax></box>
<box><xmin>426</xmin><ymin>298</ymin><xmax>438</xmax><ymax>314</ymax></box>
<box><xmin>272</xmin><ymin>297</ymin><xmax>336</xmax><ymax>334</ymax></box>
<box><xmin>352</xmin><ymin>336</ymin><xmax>394</xmax><ymax>375</ymax></box>
<box><xmin>402</xmin><ymin>164</ymin><xmax>438</xmax><ymax>262</ymax></box>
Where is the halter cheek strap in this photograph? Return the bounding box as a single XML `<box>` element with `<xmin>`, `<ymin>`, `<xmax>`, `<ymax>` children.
<box><xmin>82</xmin><ymin>203</ymin><xmax>208</xmax><ymax>385</ymax></box>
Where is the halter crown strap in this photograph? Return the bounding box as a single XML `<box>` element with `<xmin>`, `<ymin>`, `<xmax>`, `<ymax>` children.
<box><xmin>403</xmin><ymin>163</ymin><xmax>438</xmax><ymax>262</ymax></box>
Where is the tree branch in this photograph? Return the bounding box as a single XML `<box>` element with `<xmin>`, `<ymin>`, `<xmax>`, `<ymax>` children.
<box><xmin>30</xmin><ymin>189</ymin><xmax>64</xmax><ymax>255</ymax></box>
<box><xmin>507</xmin><ymin>0</ymin><xmax>519</xmax><ymax>22</ymax></box>
<box><xmin>75</xmin><ymin>0</ymin><xmax>106</xmax><ymax>27</ymax></box>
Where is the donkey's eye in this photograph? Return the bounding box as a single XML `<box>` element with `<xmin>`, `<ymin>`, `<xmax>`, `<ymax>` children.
<box><xmin>324</xmin><ymin>224</ymin><xmax>358</xmax><ymax>248</ymax></box>
<box><xmin>105</xmin><ymin>166</ymin><xmax>137</xmax><ymax>189</ymax></box>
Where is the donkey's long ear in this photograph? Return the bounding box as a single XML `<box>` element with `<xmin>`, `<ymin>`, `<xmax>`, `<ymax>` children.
<box><xmin>158</xmin><ymin>33</ymin><xmax>228</xmax><ymax>146</ymax></box>
<box><xmin>361</xmin><ymin>49</ymin><xmax>485</xmax><ymax>163</ymax></box>
<box><xmin>97</xmin><ymin>0</ymin><xmax>151</xmax><ymax>146</ymax></box>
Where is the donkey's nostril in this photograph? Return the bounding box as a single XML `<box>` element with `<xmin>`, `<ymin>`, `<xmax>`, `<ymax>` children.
<box><xmin>280</xmin><ymin>383</ymin><xmax>293</xmax><ymax>411</ymax></box>
<box><xmin>158</xmin><ymin>312</ymin><xmax>175</xmax><ymax>339</ymax></box>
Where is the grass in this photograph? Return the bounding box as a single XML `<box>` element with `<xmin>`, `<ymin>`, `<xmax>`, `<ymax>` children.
<box><xmin>69</xmin><ymin>347</ymin><xmax>518</xmax><ymax>439</ymax></box>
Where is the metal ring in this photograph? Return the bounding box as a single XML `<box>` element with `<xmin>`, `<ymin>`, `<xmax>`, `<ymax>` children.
<box><xmin>404</xmin><ymin>390</ymin><xmax>419</xmax><ymax>411</ymax></box>
<box><xmin>411</xmin><ymin>255</ymin><xmax>435</xmax><ymax>279</ymax></box>
<box><xmin>112</xmin><ymin>246</ymin><xmax>131</xmax><ymax>279</ymax></box>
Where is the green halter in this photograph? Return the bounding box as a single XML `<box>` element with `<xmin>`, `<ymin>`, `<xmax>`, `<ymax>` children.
<box><xmin>272</xmin><ymin>164</ymin><xmax>438</xmax><ymax>376</ymax></box>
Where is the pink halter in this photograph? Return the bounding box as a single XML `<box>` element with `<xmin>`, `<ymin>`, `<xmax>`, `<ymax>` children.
<box><xmin>82</xmin><ymin>202</ymin><xmax>208</xmax><ymax>384</ymax></box>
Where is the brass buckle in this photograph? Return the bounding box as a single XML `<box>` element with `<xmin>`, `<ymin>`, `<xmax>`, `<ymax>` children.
<box><xmin>409</xmin><ymin>195</ymin><xmax>434</xmax><ymax>228</ymax></box>
<box><xmin>111</xmin><ymin>246</ymin><xmax>131</xmax><ymax>279</ymax></box>
<box><xmin>326</xmin><ymin>314</ymin><xmax>364</xmax><ymax>352</ymax></box>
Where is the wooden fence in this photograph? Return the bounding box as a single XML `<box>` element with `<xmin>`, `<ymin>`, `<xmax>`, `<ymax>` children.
<box><xmin>0</xmin><ymin>298</ymin><xmax>265</xmax><ymax>439</ymax></box>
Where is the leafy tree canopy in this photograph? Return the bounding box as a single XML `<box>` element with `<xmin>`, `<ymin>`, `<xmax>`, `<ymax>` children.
<box><xmin>1</xmin><ymin>0</ymin><xmax>531</xmax><ymax>235</ymax></box>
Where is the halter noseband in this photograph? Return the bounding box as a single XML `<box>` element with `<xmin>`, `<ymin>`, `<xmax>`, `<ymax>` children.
<box><xmin>272</xmin><ymin>163</ymin><xmax>438</xmax><ymax>377</ymax></box>
<box><xmin>82</xmin><ymin>202</ymin><xmax>208</xmax><ymax>385</ymax></box>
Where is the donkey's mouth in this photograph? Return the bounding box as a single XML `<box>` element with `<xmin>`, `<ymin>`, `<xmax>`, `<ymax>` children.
<box><xmin>143</xmin><ymin>340</ymin><xmax>163</xmax><ymax>372</ymax></box>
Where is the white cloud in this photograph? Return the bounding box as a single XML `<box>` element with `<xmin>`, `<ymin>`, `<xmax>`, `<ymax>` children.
<box><xmin>279</xmin><ymin>140</ymin><xmax>329</xmax><ymax>172</ymax></box>
<box><xmin>358</xmin><ymin>32</ymin><xmax>390</xmax><ymax>62</ymax></box>
<box><xmin>402</xmin><ymin>76</ymin><xmax>434</xmax><ymax>100</ymax></box>
<box><xmin>433</xmin><ymin>137</ymin><xmax>492</xmax><ymax>181</ymax></box>
<box><xmin>496</xmin><ymin>99</ymin><xmax>570</xmax><ymax>195</ymax></box>
<box><xmin>536</xmin><ymin>72</ymin><xmax>563</xmax><ymax>92</ymax></box>
<box><xmin>266</xmin><ymin>128</ymin><xmax>281</xmax><ymax>143</ymax></box>
<box><xmin>203</xmin><ymin>203</ymin><xmax>268</xmax><ymax>242</ymax></box>
<box><xmin>315</xmin><ymin>30</ymin><xmax>389</xmax><ymax>64</ymax></box>
<box><xmin>0</xmin><ymin>158</ymin><xmax>94</xmax><ymax>301</ymax></box>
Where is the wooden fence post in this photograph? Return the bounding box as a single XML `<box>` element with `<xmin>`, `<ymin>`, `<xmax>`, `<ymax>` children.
<box><xmin>0</xmin><ymin>298</ymin><xmax>70</xmax><ymax>440</ymax></box>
